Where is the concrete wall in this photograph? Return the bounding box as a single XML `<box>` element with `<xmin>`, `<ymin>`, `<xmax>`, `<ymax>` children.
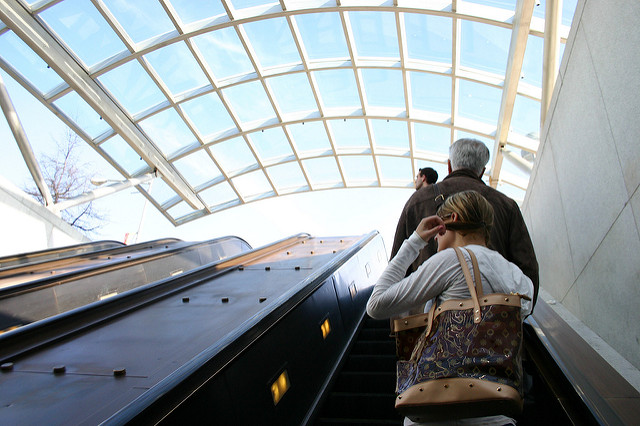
<box><xmin>522</xmin><ymin>0</ymin><xmax>640</xmax><ymax>369</ymax></box>
<box><xmin>0</xmin><ymin>176</ymin><xmax>90</xmax><ymax>257</ymax></box>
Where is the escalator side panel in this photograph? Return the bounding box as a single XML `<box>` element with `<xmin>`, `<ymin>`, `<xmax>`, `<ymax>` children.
<box><xmin>0</xmin><ymin>233</ymin><xmax>384</xmax><ymax>425</ymax></box>
<box><xmin>125</xmin><ymin>234</ymin><xmax>386</xmax><ymax>424</ymax></box>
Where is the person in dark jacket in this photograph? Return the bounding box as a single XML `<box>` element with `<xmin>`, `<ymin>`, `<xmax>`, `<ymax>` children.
<box><xmin>415</xmin><ymin>167</ymin><xmax>438</xmax><ymax>190</ymax></box>
<box><xmin>390</xmin><ymin>138</ymin><xmax>539</xmax><ymax>309</ymax></box>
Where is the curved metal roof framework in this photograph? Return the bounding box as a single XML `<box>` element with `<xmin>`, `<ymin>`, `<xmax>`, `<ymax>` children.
<box><xmin>0</xmin><ymin>0</ymin><xmax>575</xmax><ymax>226</ymax></box>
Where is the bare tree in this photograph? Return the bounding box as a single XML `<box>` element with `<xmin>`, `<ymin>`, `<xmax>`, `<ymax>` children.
<box><xmin>24</xmin><ymin>130</ymin><xmax>105</xmax><ymax>235</ymax></box>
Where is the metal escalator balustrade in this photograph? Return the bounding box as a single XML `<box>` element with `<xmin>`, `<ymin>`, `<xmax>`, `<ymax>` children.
<box><xmin>0</xmin><ymin>235</ymin><xmax>252</xmax><ymax>333</ymax></box>
<box><xmin>0</xmin><ymin>232</ymin><xmax>387</xmax><ymax>425</ymax></box>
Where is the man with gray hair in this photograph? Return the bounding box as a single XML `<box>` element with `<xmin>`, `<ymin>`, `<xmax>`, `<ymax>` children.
<box><xmin>390</xmin><ymin>138</ymin><xmax>539</xmax><ymax>308</ymax></box>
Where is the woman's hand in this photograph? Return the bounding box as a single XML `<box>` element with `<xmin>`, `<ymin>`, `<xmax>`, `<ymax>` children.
<box><xmin>416</xmin><ymin>215</ymin><xmax>446</xmax><ymax>243</ymax></box>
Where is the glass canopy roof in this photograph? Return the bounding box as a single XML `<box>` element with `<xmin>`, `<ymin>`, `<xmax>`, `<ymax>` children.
<box><xmin>0</xmin><ymin>0</ymin><xmax>576</xmax><ymax>226</ymax></box>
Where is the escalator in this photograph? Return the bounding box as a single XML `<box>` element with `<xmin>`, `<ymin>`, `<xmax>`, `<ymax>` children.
<box><xmin>1</xmin><ymin>233</ymin><xmax>638</xmax><ymax>425</ymax></box>
<box><xmin>0</xmin><ymin>236</ymin><xmax>251</xmax><ymax>332</ymax></box>
<box><xmin>314</xmin><ymin>316</ymin><xmax>402</xmax><ymax>425</ymax></box>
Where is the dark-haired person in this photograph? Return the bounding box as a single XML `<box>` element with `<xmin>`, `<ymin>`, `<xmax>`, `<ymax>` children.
<box><xmin>415</xmin><ymin>167</ymin><xmax>438</xmax><ymax>190</ymax></box>
<box><xmin>391</xmin><ymin>138</ymin><xmax>539</xmax><ymax>309</ymax></box>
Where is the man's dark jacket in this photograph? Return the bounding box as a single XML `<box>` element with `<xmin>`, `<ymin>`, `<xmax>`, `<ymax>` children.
<box><xmin>390</xmin><ymin>168</ymin><xmax>539</xmax><ymax>307</ymax></box>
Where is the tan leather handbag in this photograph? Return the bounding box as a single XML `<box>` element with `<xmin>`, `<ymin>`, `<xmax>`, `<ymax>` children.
<box><xmin>395</xmin><ymin>247</ymin><xmax>530</xmax><ymax>422</ymax></box>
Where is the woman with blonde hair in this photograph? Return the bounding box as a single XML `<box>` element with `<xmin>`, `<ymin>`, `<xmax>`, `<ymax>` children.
<box><xmin>366</xmin><ymin>190</ymin><xmax>534</xmax><ymax>425</ymax></box>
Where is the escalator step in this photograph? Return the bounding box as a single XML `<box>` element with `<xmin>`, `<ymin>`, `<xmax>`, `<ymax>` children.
<box><xmin>319</xmin><ymin>392</ymin><xmax>402</xmax><ymax>421</ymax></box>
<box><xmin>315</xmin><ymin>417</ymin><xmax>403</xmax><ymax>425</ymax></box>
<box><xmin>343</xmin><ymin>354</ymin><xmax>397</xmax><ymax>372</ymax></box>
<box><xmin>332</xmin><ymin>371</ymin><xmax>396</xmax><ymax>393</ymax></box>
<box><xmin>351</xmin><ymin>340</ymin><xmax>395</xmax><ymax>355</ymax></box>
<box><xmin>358</xmin><ymin>327</ymin><xmax>393</xmax><ymax>341</ymax></box>
<box><xmin>363</xmin><ymin>317</ymin><xmax>390</xmax><ymax>329</ymax></box>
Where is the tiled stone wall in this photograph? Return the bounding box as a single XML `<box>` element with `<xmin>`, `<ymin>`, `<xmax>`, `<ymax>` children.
<box><xmin>522</xmin><ymin>0</ymin><xmax>640</xmax><ymax>369</ymax></box>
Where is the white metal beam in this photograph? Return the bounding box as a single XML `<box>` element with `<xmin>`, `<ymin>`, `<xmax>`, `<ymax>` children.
<box><xmin>541</xmin><ymin>0</ymin><xmax>562</xmax><ymax>130</ymax></box>
<box><xmin>489</xmin><ymin>0</ymin><xmax>535</xmax><ymax>187</ymax></box>
<box><xmin>0</xmin><ymin>73</ymin><xmax>55</xmax><ymax>207</ymax></box>
<box><xmin>54</xmin><ymin>173</ymin><xmax>157</xmax><ymax>212</ymax></box>
<box><xmin>0</xmin><ymin>0</ymin><xmax>204</xmax><ymax>210</ymax></box>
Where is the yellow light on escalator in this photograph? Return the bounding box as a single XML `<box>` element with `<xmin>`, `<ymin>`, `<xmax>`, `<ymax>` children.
<box><xmin>270</xmin><ymin>370</ymin><xmax>290</xmax><ymax>405</ymax></box>
<box><xmin>321</xmin><ymin>318</ymin><xmax>331</xmax><ymax>339</ymax></box>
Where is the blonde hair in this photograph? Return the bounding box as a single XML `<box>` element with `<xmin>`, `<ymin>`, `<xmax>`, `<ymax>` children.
<box><xmin>437</xmin><ymin>190</ymin><xmax>494</xmax><ymax>245</ymax></box>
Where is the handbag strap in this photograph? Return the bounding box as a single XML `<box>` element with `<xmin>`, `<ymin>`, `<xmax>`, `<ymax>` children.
<box><xmin>466</xmin><ymin>248</ymin><xmax>484</xmax><ymax>299</ymax></box>
<box><xmin>453</xmin><ymin>247</ymin><xmax>482</xmax><ymax>323</ymax></box>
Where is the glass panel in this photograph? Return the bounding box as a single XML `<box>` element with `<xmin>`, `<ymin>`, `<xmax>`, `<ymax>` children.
<box><xmin>361</xmin><ymin>68</ymin><xmax>405</xmax><ymax>108</ymax></box>
<box><xmin>414</xmin><ymin>123</ymin><xmax>450</xmax><ymax>154</ymax></box>
<box><xmin>209</xmin><ymin>137</ymin><xmax>257</xmax><ymax>175</ymax></box>
<box><xmin>173</xmin><ymin>149</ymin><xmax>222</xmax><ymax>188</ymax></box>
<box><xmin>313</xmin><ymin>69</ymin><xmax>360</xmax><ymax>109</ymax></box>
<box><xmin>167</xmin><ymin>201</ymin><xmax>196</xmax><ymax>220</ymax></box>
<box><xmin>329</xmin><ymin>119</ymin><xmax>369</xmax><ymax>150</ymax></box>
<box><xmin>144</xmin><ymin>41</ymin><xmax>209</xmax><ymax>95</ymax></box>
<box><xmin>150</xmin><ymin>178</ymin><xmax>180</xmax><ymax>205</ymax></box>
<box><xmin>242</xmin><ymin>18</ymin><xmax>300</xmax><ymax>68</ymax></box>
<box><xmin>378</xmin><ymin>156</ymin><xmax>412</xmax><ymax>183</ymax></box>
<box><xmin>39</xmin><ymin>0</ymin><xmax>126</xmax><ymax>68</ymax></box>
<box><xmin>370</xmin><ymin>119</ymin><xmax>409</xmax><ymax>151</ymax></box>
<box><xmin>139</xmin><ymin>108</ymin><xmax>196</xmax><ymax>156</ymax></box>
<box><xmin>192</xmin><ymin>28</ymin><xmax>254</xmax><ymax>80</ymax></box>
<box><xmin>198</xmin><ymin>181</ymin><xmax>240</xmax><ymax>207</ymax></box>
<box><xmin>54</xmin><ymin>91</ymin><xmax>111</xmax><ymax>139</ymax></box>
<box><xmin>230</xmin><ymin>0</ymin><xmax>274</xmax><ymax>8</ymax></box>
<box><xmin>98</xmin><ymin>60</ymin><xmax>166</xmax><ymax>115</ymax></box>
<box><xmin>502</xmin><ymin>150</ymin><xmax>532</xmax><ymax>180</ymax></box>
<box><xmin>0</xmin><ymin>31</ymin><xmax>65</xmax><ymax>94</ymax></box>
<box><xmin>199</xmin><ymin>181</ymin><xmax>239</xmax><ymax>209</ymax></box>
<box><xmin>404</xmin><ymin>13</ymin><xmax>452</xmax><ymax>64</ymax></box>
<box><xmin>533</xmin><ymin>0</ymin><xmax>546</xmax><ymax>19</ymax></box>
<box><xmin>460</xmin><ymin>20</ymin><xmax>510</xmax><ymax>76</ymax></box>
<box><xmin>464</xmin><ymin>0</ymin><xmax>516</xmax><ymax>10</ymax></box>
<box><xmin>340</xmin><ymin>155</ymin><xmax>377</xmax><ymax>185</ymax></box>
<box><xmin>287</xmin><ymin>121</ymin><xmax>331</xmax><ymax>156</ymax></box>
<box><xmin>529</xmin><ymin>0</ymin><xmax>577</xmax><ymax>27</ymax></box>
<box><xmin>232</xmin><ymin>170</ymin><xmax>273</xmax><ymax>199</ymax></box>
<box><xmin>169</xmin><ymin>0</ymin><xmax>227</xmax><ymax>25</ymax></box>
<box><xmin>302</xmin><ymin>157</ymin><xmax>342</xmax><ymax>186</ymax></box>
<box><xmin>248</xmin><ymin>127</ymin><xmax>293</xmax><ymax>165</ymax></box>
<box><xmin>410</xmin><ymin>72</ymin><xmax>451</xmax><ymax>114</ymax></box>
<box><xmin>349</xmin><ymin>11</ymin><xmax>399</xmax><ymax>58</ymax></box>
<box><xmin>510</xmin><ymin>95</ymin><xmax>541</xmax><ymax>137</ymax></box>
<box><xmin>458</xmin><ymin>80</ymin><xmax>501</xmax><ymax>125</ymax></box>
<box><xmin>559</xmin><ymin>43</ymin><xmax>566</xmax><ymax>65</ymax></box>
<box><xmin>521</xmin><ymin>35</ymin><xmax>543</xmax><ymax>87</ymax></box>
<box><xmin>100</xmin><ymin>135</ymin><xmax>148</xmax><ymax>174</ymax></box>
<box><xmin>562</xmin><ymin>0</ymin><xmax>579</xmax><ymax>26</ymax></box>
<box><xmin>222</xmin><ymin>80</ymin><xmax>275</xmax><ymax>124</ymax></box>
<box><xmin>102</xmin><ymin>0</ymin><xmax>175</xmax><ymax>44</ymax></box>
<box><xmin>180</xmin><ymin>93</ymin><xmax>236</xmax><ymax>138</ymax></box>
<box><xmin>267</xmin><ymin>73</ymin><xmax>317</xmax><ymax>115</ymax></box>
<box><xmin>295</xmin><ymin>12</ymin><xmax>349</xmax><ymax>60</ymax></box>
<box><xmin>266</xmin><ymin>162</ymin><xmax>308</xmax><ymax>193</ymax></box>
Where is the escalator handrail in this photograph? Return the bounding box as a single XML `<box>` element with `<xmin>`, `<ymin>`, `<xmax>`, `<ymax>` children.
<box><xmin>0</xmin><ymin>235</ymin><xmax>249</xmax><ymax>298</ymax></box>
<box><xmin>0</xmin><ymin>233</ymin><xmax>307</xmax><ymax>362</ymax></box>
